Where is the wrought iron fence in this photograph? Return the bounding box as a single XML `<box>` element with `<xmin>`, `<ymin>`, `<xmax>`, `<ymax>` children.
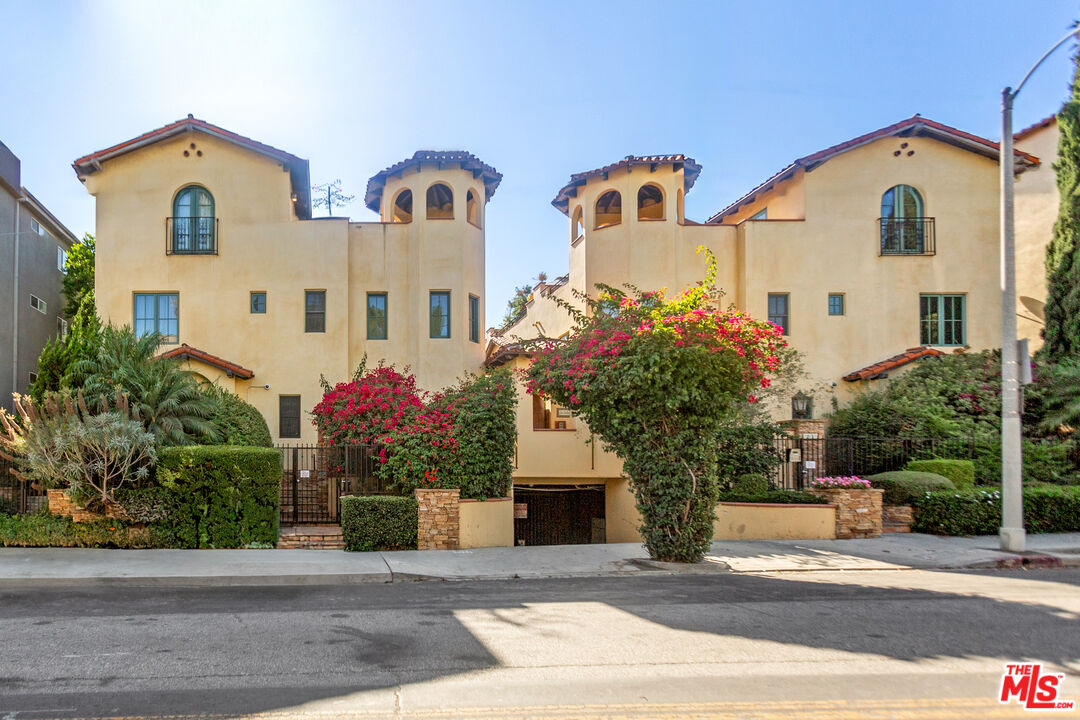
<box><xmin>0</xmin><ymin>456</ymin><xmax>47</xmax><ymax>515</ymax></box>
<box><xmin>772</xmin><ymin>436</ymin><xmax>983</xmax><ymax>491</ymax></box>
<box><xmin>276</xmin><ymin>444</ymin><xmax>395</xmax><ymax>525</ymax></box>
<box><xmin>166</xmin><ymin>216</ymin><xmax>218</xmax><ymax>255</ymax></box>
<box><xmin>879</xmin><ymin>217</ymin><xmax>935</xmax><ymax>255</ymax></box>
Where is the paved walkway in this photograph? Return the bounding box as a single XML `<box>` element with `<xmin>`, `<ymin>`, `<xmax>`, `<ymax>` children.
<box><xmin>0</xmin><ymin>533</ymin><xmax>1077</xmax><ymax>587</ymax></box>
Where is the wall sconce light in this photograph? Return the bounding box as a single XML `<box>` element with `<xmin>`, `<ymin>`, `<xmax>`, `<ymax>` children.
<box><xmin>791</xmin><ymin>391</ymin><xmax>812</xmax><ymax>420</ymax></box>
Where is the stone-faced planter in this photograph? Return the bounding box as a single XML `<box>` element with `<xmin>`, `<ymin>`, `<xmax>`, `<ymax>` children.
<box><xmin>882</xmin><ymin>504</ymin><xmax>914</xmax><ymax>534</ymax></box>
<box><xmin>48</xmin><ymin>488</ymin><xmax>129</xmax><ymax>524</ymax></box>
<box><xmin>807</xmin><ymin>487</ymin><xmax>883</xmax><ymax>539</ymax></box>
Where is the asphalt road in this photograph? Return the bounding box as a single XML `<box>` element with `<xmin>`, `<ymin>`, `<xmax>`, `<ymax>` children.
<box><xmin>1</xmin><ymin>568</ymin><xmax>1078</xmax><ymax>719</ymax></box>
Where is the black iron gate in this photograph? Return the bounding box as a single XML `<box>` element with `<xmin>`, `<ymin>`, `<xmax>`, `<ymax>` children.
<box><xmin>277</xmin><ymin>444</ymin><xmax>392</xmax><ymax>524</ymax></box>
<box><xmin>513</xmin><ymin>485</ymin><xmax>606</xmax><ymax>546</ymax></box>
<box><xmin>0</xmin><ymin>457</ymin><xmax>47</xmax><ymax>515</ymax></box>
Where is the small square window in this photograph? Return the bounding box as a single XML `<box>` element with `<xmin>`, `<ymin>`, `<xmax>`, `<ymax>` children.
<box><xmin>30</xmin><ymin>218</ymin><xmax>43</xmax><ymax>236</ymax></box>
<box><xmin>828</xmin><ymin>293</ymin><xmax>845</xmax><ymax>316</ymax></box>
<box><xmin>250</xmin><ymin>292</ymin><xmax>267</xmax><ymax>314</ymax></box>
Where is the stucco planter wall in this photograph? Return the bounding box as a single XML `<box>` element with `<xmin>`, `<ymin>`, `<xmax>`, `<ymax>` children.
<box><xmin>808</xmin><ymin>488</ymin><xmax>883</xmax><ymax>539</ymax></box>
<box><xmin>459</xmin><ymin>497</ymin><xmax>514</xmax><ymax>548</ymax></box>
<box><xmin>713</xmin><ymin>502</ymin><xmax>837</xmax><ymax>541</ymax></box>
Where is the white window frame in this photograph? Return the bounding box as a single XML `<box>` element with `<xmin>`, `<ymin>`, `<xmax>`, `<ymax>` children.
<box><xmin>57</xmin><ymin>246</ymin><xmax>68</xmax><ymax>273</ymax></box>
<box><xmin>30</xmin><ymin>218</ymin><xmax>43</xmax><ymax>236</ymax></box>
<box><xmin>29</xmin><ymin>294</ymin><xmax>46</xmax><ymax>314</ymax></box>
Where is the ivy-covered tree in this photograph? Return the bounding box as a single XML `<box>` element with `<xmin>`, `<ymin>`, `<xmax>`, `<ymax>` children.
<box><xmin>1044</xmin><ymin>52</ymin><xmax>1080</xmax><ymax>360</ymax></box>
<box><xmin>526</xmin><ymin>249</ymin><xmax>785</xmax><ymax>562</ymax></box>
<box><xmin>62</xmin><ymin>233</ymin><xmax>95</xmax><ymax>319</ymax></box>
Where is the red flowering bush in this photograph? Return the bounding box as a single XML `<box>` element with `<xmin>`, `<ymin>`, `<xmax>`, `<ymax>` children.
<box><xmin>527</xmin><ymin>248</ymin><xmax>786</xmax><ymax>562</ymax></box>
<box><xmin>313</xmin><ymin>364</ymin><xmax>516</xmax><ymax>500</ymax></box>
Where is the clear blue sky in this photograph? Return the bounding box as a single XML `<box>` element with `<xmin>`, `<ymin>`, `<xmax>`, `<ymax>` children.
<box><xmin>1</xmin><ymin>1</ymin><xmax>1075</xmax><ymax>322</ymax></box>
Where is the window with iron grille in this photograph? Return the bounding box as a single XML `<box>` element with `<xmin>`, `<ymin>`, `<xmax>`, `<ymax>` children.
<box><xmin>367</xmin><ymin>293</ymin><xmax>387</xmax><ymax>340</ymax></box>
<box><xmin>920</xmin><ymin>294</ymin><xmax>965</xmax><ymax>346</ymax></box>
<box><xmin>279</xmin><ymin>395</ymin><xmax>301</xmax><ymax>439</ymax></box>
<box><xmin>171</xmin><ymin>186</ymin><xmax>215</xmax><ymax>254</ymax></box>
<box><xmin>305</xmin><ymin>290</ymin><xmax>326</xmax><ymax>333</ymax></box>
<box><xmin>768</xmin><ymin>293</ymin><xmax>789</xmax><ymax>335</ymax></box>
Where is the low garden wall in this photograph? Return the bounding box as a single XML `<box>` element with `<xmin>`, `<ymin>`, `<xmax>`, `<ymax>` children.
<box><xmin>809</xmin><ymin>487</ymin><xmax>884</xmax><ymax>539</ymax></box>
<box><xmin>713</xmin><ymin>502</ymin><xmax>836</xmax><ymax>541</ymax></box>
<box><xmin>459</xmin><ymin>497</ymin><xmax>514</xmax><ymax>548</ymax></box>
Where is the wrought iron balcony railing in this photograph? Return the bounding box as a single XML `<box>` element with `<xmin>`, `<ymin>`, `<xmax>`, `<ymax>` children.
<box><xmin>879</xmin><ymin>217</ymin><xmax>934</xmax><ymax>255</ymax></box>
<box><xmin>166</xmin><ymin>217</ymin><xmax>218</xmax><ymax>255</ymax></box>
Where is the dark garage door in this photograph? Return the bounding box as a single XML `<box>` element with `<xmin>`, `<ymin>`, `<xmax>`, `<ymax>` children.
<box><xmin>514</xmin><ymin>485</ymin><xmax>605</xmax><ymax>546</ymax></box>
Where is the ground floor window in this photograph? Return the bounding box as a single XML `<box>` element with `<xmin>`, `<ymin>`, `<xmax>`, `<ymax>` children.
<box><xmin>920</xmin><ymin>294</ymin><xmax>965</xmax><ymax>346</ymax></box>
<box><xmin>279</xmin><ymin>395</ymin><xmax>301</xmax><ymax>439</ymax></box>
<box><xmin>134</xmin><ymin>292</ymin><xmax>179</xmax><ymax>343</ymax></box>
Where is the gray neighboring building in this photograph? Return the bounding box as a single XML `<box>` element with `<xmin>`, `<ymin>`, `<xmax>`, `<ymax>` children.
<box><xmin>0</xmin><ymin>140</ymin><xmax>78</xmax><ymax>411</ymax></box>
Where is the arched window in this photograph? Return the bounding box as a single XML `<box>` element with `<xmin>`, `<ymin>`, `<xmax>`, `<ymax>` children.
<box><xmin>172</xmin><ymin>185</ymin><xmax>215</xmax><ymax>254</ymax></box>
<box><xmin>637</xmin><ymin>184</ymin><xmax>664</xmax><ymax>220</ymax></box>
<box><xmin>571</xmin><ymin>206</ymin><xmax>584</xmax><ymax>243</ymax></box>
<box><xmin>392</xmin><ymin>189</ymin><xmax>412</xmax><ymax>223</ymax></box>
<box><xmin>594</xmin><ymin>190</ymin><xmax>621</xmax><ymax>229</ymax></box>
<box><xmin>466</xmin><ymin>189</ymin><xmax>480</xmax><ymax>226</ymax></box>
<box><xmin>426</xmin><ymin>183</ymin><xmax>454</xmax><ymax>219</ymax></box>
<box><xmin>880</xmin><ymin>184</ymin><xmax>926</xmax><ymax>254</ymax></box>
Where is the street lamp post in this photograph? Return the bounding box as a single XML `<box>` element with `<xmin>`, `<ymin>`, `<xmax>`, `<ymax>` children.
<box><xmin>999</xmin><ymin>28</ymin><xmax>1077</xmax><ymax>553</ymax></box>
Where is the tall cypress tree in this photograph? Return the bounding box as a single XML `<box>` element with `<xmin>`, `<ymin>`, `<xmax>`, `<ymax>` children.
<box><xmin>1043</xmin><ymin>50</ymin><xmax>1080</xmax><ymax>360</ymax></box>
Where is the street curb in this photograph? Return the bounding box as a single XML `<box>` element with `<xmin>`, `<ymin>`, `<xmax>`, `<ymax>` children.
<box><xmin>0</xmin><ymin>572</ymin><xmax>394</xmax><ymax>588</ymax></box>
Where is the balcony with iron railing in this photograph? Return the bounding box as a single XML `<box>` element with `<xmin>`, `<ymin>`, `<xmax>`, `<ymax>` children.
<box><xmin>879</xmin><ymin>217</ymin><xmax>934</xmax><ymax>256</ymax></box>
<box><xmin>166</xmin><ymin>216</ymin><xmax>218</xmax><ymax>255</ymax></box>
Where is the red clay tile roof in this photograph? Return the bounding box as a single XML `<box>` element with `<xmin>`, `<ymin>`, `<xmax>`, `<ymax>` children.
<box><xmin>552</xmin><ymin>154</ymin><xmax>702</xmax><ymax>215</ymax></box>
<box><xmin>72</xmin><ymin>115</ymin><xmax>312</xmax><ymax>219</ymax></box>
<box><xmin>842</xmin><ymin>346</ymin><xmax>944</xmax><ymax>382</ymax></box>
<box><xmin>1015</xmin><ymin>114</ymin><xmax>1057</xmax><ymax>140</ymax></box>
<box><xmin>364</xmin><ymin>150</ymin><xmax>502</xmax><ymax>213</ymax></box>
<box><xmin>708</xmin><ymin>115</ymin><xmax>1041</xmax><ymax>223</ymax></box>
<box><xmin>158</xmin><ymin>343</ymin><xmax>255</xmax><ymax>380</ymax></box>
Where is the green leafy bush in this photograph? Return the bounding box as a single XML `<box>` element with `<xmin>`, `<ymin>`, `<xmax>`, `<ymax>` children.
<box><xmin>865</xmin><ymin>471</ymin><xmax>955</xmax><ymax>506</ymax></box>
<box><xmin>913</xmin><ymin>486</ymin><xmax>1080</xmax><ymax>535</ymax></box>
<box><xmin>199</xmin><ymin>385</ymin><xmax>273</xmax><ymax>448</ymax></box>
<box><xmin>156</xmin><ymin>446</ymin><xmax>280</xmax><ymax>548</ymax></box>
<box><xmin>974</xmin><ymin>436</ymin><xmax>1076</xmax><ymax>485</ymax></box>
<box><xmin>717</xmin><ymin>490</ymin><xmax>829</xmax><ymax>505</ymax></box>
<box><xmin>112</xmin><ymin>486</ymin><xmax>175</xmax><ymax>524</ymax></box>
<box><xmin>905</xmin><ymin>459</ymin><xmax>975</xmax><ymax>491</ymax></box>
<box><xmin>340</xmin><ymin>495</ymin><xmax>418</xmax><ymax>551</ymax></box>
<box><xmin>716</xmin><ymin>422</ymin><xmax>783</xmax><ymax>488</ymax></box>
<box><xmin>0</xmin><ymin>512</ymin><xmax>169</xmax><ymax>548</ymax></box>
<box><xmin>731</xmin><ymin>474</ymin><xmax>769</xmax><ymax>495</ymax></box>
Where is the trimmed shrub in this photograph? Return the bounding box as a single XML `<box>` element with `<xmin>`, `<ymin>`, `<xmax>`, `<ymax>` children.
<box><xmin>913</xmin><ymin>486</ymin><xmax>1080</xmax><ymax>535</ymax></box>
<box><xmin>0</xmin><ymin>512</ymin><xmax>169</xmax><ymax>548</ymax></box>
<box><xmin>731</xmin><ymin>474</ymin><xmax>769</xmax><ymax>495</ymax></box>
<box><xmin>156</xmin><ymin>446</ymin><xmax>280</xmax><ymax>548</ymax></box>
<box><xmin>905</xmin><ymin>459</ymin><xmax>975</xmax><ymax>491</ymax></box>
<box><xmin>199</xmin><ymin>385</ymin><xmax>273</xmax><ymax>448</ymax></box>
<box><xmin>341</xmin><ymin>495</ymin><xmax>418</xmax><ymax>551</ymax></box>
<box><xmin>717</xmin><ymin>490</ymin><xmax>829</xmax><ymax>505</ymax></box>
<box><xmin>865</xmin><ymin>470</ymin><xmax>955</xmax><ymax>506</ymax></box>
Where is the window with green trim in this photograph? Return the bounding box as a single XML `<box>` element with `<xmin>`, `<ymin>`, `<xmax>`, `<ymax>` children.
<box><xmin>469</xmin><ymin>295</ymin><xmax>480</xmax><ymax>343</ymax></box>
<box><xmin>172</xmin><ymin>186</ymin><xmax>215</xmax><ymax>253</ymax></box>
<box><xmin>279</xmin><ymin>395</ymin><xmax>301</xmax><ymax>439</ymax></box>
<box><xmin>768</xmin><ymin>293</ymin><xmax>789</xmax><ymax>335</ymax></box>
<box><xmin>367</xmin><ymin>293</ymin><xmax>387</xmax><ymax>340</ymax></box>
<box><xmin>305</xmin><ymin>290</ymin><xmax>325</xmax><ymax>333</ymax></box>
<box><xmin>134</xmin><ymin>293</ymin><xmax>179</xmax><ymax>343</ymax></box>
<box><xmin>920</xmin><ymin>294</ymin><xmax>965</xmax><ymax>346</ymax></box>
<box><xmin>430</xmin><ymin>291</ymin><xmax>450</xmax><ymax>338</ymax></box>
<box><xmin>828</xmin><ymin>293</ymin><xmax>844</xmax><ymax>316</ymax></box>
<box><xmin>250</xmin><ymin>292</ymin><xmax>266</xmax><ymax>314</ymax></box>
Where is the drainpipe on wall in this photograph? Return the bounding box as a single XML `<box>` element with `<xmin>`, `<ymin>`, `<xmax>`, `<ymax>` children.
<box><xmin>11</xmin><ymin>200</ymin><xmax>19</xmax><ymax>403</ymax></box>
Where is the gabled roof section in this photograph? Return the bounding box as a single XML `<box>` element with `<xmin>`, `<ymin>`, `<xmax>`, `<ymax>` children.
<box><xmin>1015</xmin><ymin>113</ymin><xmax>1057</xmax><ymax>140</ymax></box>
<box><xmin>708</xmin><ymin>115</ymin><xmax>1041</xmax><ymax>223</ymax></box>
<box><xmin>364</xmin><ymin>150</ymin><xmax>502</xmax><ymax>213</ymax></box>
<box><xmin>552</xmin><ymin>154</ymin><xmax>701</xmax><ymax>216</ymax></box>
<box><xmin>158</xmin><ymin>343</ymin><xmax>255</xmax><ymax>380</ymax></box>
<box><xmin>73</xmin><ymin>114</ymin><xmax>312</xmax><ymax>219</ymax></box>
<box><xmin>19</xmin><ymin>188</ymin><xmax>78</xmax><ymax>245</ymax></box>
<box><xmin>842</xmin><ymin>346</ymin><xmax>944</xmax><ymax>383</ymax></box>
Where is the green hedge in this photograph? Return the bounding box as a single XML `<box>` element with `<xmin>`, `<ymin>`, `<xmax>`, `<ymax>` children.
<box><xmin>905</xmin><ymin>459</ymin><xmax>975</xmax><ymax>491</ymax></box>
<box><xmin>0</xmin><ymin>512</ymin><xmax>170</xmax><ymax>548</ymax></box>
<box><xmin>865</xmin><ymin>471</ymin><xmax>955</xmax><ymax>506</ymax></box>
<box><xmin>154</xmin><ymin>446</ymin><xmax>281</xmax><ymax>548</ymax></box>
<box><xmin>717</xmin><ymin>490</ymin><xmax>829</xmax><ymax>505</ymax></box>
<box><xmin>341</xmin><ymin>495</ymin><xmax>417</xmax><ymax>551</ymax></box>
<box><xmin>731</xmin><ymin>474</ymin><xmax>769</xmax><ymax>495</ymax></box>
<box><xmin>913</xmin><ymin>486</ymin><xmax>1080</xmax><ymax>535</ymax></box>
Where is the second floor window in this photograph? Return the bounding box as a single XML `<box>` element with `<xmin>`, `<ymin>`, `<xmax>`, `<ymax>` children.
<box><xmin>880</xmin><ymin>184</ymin><xmax>931</xmax><ymax>254</ymax></box>
<box><xmin>469</xmin><ymin>294</ymin><xmax>480</xmax><ymax>343</ymax></box>
<box><xmin>134</xmin><ymin>292</ymin><xmax>179</xmax><ymax>343</ymax></box>
<box><xmin>768</xmin><ymin>293</ymin><xmax>789</xmax><ymax>335</ymax></box>
<box><xmin>250</xmin><ymin>292</ymin><xmax>267</xmax><ymax>314</ymax></box>
<box><xmin>172</xmin><ymin>186</ymin><xmax>215</xmax><ymax>254</ymax></box>
<box><xmin>305</xmin><ymin>290</ymin><xmax>326</xmax><ymax>333</ymax></box>
<box><xmin>367</xmin><ymin>292</ymin><xmax>387</xmax><ymax>340</ymax></box>
<box><xmin>430</xmin><ymin>291</ymin><xmax>450</xmax><ymax>338</ymax></box>
<box><xmin>57</xmin><ymin>246</ymin><xmax>68</xmax><ymax>272</ymax></box>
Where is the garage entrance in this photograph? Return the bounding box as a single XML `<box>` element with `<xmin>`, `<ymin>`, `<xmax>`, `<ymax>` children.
<box><xmin>513</xmin><ymin>484</ymin><xmax>606</xmax><ymax>546</ymax></box>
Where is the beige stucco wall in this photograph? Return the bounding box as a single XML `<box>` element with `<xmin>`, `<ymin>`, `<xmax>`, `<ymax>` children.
<box><xmin>713</xmin><ymin>502</ymin><xmax>836</xmax><ymax>540</ymax></box>
<box><xmin>1015</xmin><ymin>120</ymin><xmax>1058</xmax><ymax>350</ymax></box>
<box><xmin>87</xmin><ymin>130</ymin><xmax>487</xmax><ymax>444</ymax></box>
<box><xmin>459</xmin><ymin>497</ymin><xmax>514</xmax><ymax>548</ymax></box>
<box><xmin>604</xmin><ymin>478</ymin><xmax>643</xmax><ymax>544</ymax></box>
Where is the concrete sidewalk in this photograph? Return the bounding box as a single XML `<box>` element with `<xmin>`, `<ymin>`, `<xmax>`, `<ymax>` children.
<box><xmin>0</xmin><ymin>533</ymin><xmax>1077</xmax><ymax>587</ymax></box>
